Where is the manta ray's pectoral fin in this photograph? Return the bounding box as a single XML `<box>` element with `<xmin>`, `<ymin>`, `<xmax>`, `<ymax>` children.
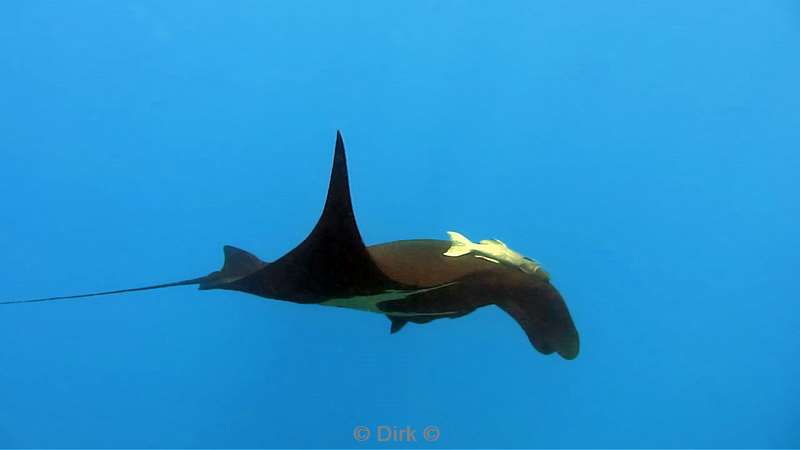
<box><xmin>214</xmin><ymin>131</ymin><xmax>402</xmax><ymax>302</ymax></box>
<box><xmin>387</xmin><ymin>315</ymin><xmax>408</xmax><ymax>334</ymax></box>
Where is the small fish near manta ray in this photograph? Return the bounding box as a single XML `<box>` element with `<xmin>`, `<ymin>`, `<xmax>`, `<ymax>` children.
<box><xmin>1</xmin><ymin>132</ymin><xmax>579</xmax><ymax>359</ymax></box>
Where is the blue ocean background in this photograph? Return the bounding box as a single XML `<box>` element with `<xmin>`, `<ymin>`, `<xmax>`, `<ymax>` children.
<box><xmin>1</xmin><ymin>2</ymin><xmax>798</xmax><ymax>448</ymax></box>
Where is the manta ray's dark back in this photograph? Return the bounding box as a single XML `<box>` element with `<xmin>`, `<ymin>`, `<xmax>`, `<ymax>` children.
<box><xmin>201</xmin><ymin>131</ymin><xmax>404</xmax><ymax>301</ymax></box>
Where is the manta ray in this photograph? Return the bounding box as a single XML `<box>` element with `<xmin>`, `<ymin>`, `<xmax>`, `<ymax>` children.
<box><xmin>2</xmin><ymin>132</ymin><xmax>579</xmax><ymax>359</ymax></box>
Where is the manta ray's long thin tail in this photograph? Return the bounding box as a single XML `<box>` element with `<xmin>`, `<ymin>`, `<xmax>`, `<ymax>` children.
<box><xmin>0</xmin><ymin>276</ymin><xmax>207</xmax><ymax>305</ymax></box>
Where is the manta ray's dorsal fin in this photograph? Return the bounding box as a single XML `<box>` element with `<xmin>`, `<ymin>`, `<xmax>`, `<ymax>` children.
<box><xmin>219</xmin><ymin>131</ymin><xmax>402</xmax><ymax>301</ymax></box>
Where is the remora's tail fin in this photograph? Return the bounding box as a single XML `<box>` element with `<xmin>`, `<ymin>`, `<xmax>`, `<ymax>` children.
<box><xmin>443</xmin><ymin>231</ymin><xmax>473</xmax><ymax>257</ymax></box>
<box><xmin>0</xmin><ymin>276</ymin><xmax>207</xmax><ymax>305</ymax></box>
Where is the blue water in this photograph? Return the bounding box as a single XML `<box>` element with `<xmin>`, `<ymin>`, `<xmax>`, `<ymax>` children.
<box><xmin>1</xmin><ymin>2</ymin><xmax>798</xmax><ymax>448</ymax></box>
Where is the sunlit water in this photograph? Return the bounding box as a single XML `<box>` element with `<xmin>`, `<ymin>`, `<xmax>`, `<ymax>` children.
<box><xmin>1</xmin><ymin>2</ymin><xmax>798</xmax><ymax>448</ymax></box>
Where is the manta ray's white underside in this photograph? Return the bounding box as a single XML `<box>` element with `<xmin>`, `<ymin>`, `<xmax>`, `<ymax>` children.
<box><xmin>320</xmin><ymin>282</ymin><xmax>459</xmax><ymax>316</ymax></box>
